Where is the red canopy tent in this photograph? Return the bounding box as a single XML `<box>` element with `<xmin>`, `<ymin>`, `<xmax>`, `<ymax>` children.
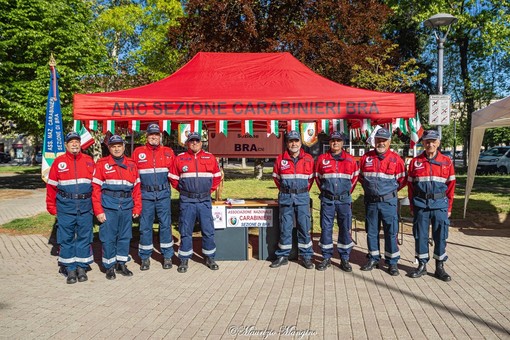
<box><xmin>73</xmin><ymin>52</ymin><xmax>415</xmax><ymax>127</ymax></box>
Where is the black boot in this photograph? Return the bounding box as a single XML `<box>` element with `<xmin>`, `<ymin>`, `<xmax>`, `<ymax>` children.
<box><xmin>269</xmin><ymin>256</ymin><xmax>288</xmax><ymax>268</ymax></box>
<box><xmin>410</xmin><ymin>263</ymin><xmax>427</xmax><ymax>278</ymax></box>
<box><xmin>205</xmin><ymin>257</ymin><xmax>219</xmax><ymax>270</ymax></box>
<box><xmin>388</xmin><ymin>264</ymin><xmax>399</xmax><ymax>276</ymax></box>
<box><xmin>76</xmin><ymin>267</ymin><xmax>88</xmax><ymax>282</ymax></box>
<box><xmin>340</xmin><ymin>258</ymin><xmax>352</xmax><ymax>272</ymax></box>
<box><xmin>435</xmin><ymin>260</ymin><xmax>451</xmax><ymax>282</ymax></box>
<box><xmin>302</xmin><ymin>258</ymin><xmax>314</xmax><ymax>269</ymax></box>
<box><xmin>316</xmin><ymin>258</ymin><xmax>331</xmax><ymax>271</ymax></box>
<box><xmin>140</xmin><ymin>258</ymin><xmax>150</xmax><ymax>271</ymax></box>
<box><xmin>163</xmin><ymin>258</ymin><xmax>173</xmax><ymax>269</ymax></box>
<box><xmin>66</xmin><ymin>270</ymin><xmax>77</xmax><ymax>284</ymax></box>
<box><xmin>177</xmin><ymin>259</ymin><xmax>188</xmax><ymax>273</ymax></box>
<box><xmin>115</xmin><ymin>263</ymin><xmax>133</xmax><ymax>277</ymax></box>
<box><xmin>360</xmin><ymin>258</ymin><xmax>379</xmax><ymax>271</ymax></box>
<box><xmin>105</xmin><ymin>267</ymin><xmax>116</xmax><ymax>280</ymax></box>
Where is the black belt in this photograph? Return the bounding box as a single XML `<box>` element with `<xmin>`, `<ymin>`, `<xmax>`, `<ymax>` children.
<box><xmin>180</xmin><ymin>191</ymin><xmax>210</xmax><ymax>199</ymax></box>
<box><xmin>102</xmin><ymin>190</ymin><xmax>132</xmax><ymax>198</ymax></box>
<box><xmin>365</xmin><ymin>191</ymin><xmax>397</xmax><ymax>203</ymax></box>
<box><xmin>58</xmin><ymin>190</ymin><xmax>92</xmax><ymax>199</ymax></box>
<box><xmin>322</xmin><ymin>192</ymin><xmax>350</xmax><ymax>201</ymax></box>
<box><xmin>141</xmin><ymin>184</ymin><xmax>169</xmax><ymax>192</ymax></box>
<box><xmin>280</xmin><ymin>187</ymin><xmax>308</xmax><ymax>194</ymax></box>
<box><xmin>416</xmin><ymin>192</ymin><xmax>446</xmax><ymax>199</ymax></box>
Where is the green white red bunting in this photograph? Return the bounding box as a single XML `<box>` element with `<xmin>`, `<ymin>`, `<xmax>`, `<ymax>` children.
<box><xmin>105</xmin><ymin>120</ymin><xmax>115</xmax><ymax>133</ymax></box>
<box><xmin>161</xmin><ymin>120</ymin><xmax>171</xmax><ymax>134</ymax></box>
<box><xmin>79</xmin><ymin>126</ymin><xmax>94</xmax><ymax>150</ymax></box>
<box><xmin>73</xmin><ymin>120</ymin><xmax>81</xmax><ymax>133</ymax></box>
<box><xmin>243</xmin><ymin>120</ymin><xmax>253</xmax><ymax>136</ymax></box>
<box><xmin>88</xmin><ymin>120</ymin><xmax>98</xmax><ymax>131</ymax></box>
<box><xmin>267</xmin><ymin>120</ymin><xmax>278</xmax><ymax>137</ymax></box>
<box><xmin>332</xmin><ymin>119</ymin><xmax>349</xmax><ymax>134</ymax></box>
<box><xmin>396</xmin><ymin>118</ymin><xmax>409</xmax><ymax>134</ymax></box>
<box><xmin>319</xmin><ymin>119</ymin><xmax>330</xmax><ymax>133</ymax></box>
<box><xmin>130</xmin><ymin>120</ymin><xmax>140</xmax><ymax>132</ymax></box>
<box><xmin>192</xmin><ymin>120</ymin><xmax>202</xmax><ymax>134</ymax></box>
<box><xmin>288</xmin><ymin>120</ymin><xmax>299</xmax><ymax>132</ymax></box>
<box><xmin>218</xmin><ymin>120</ymin><xmax>228</xmax><ymax>136</ymax></box>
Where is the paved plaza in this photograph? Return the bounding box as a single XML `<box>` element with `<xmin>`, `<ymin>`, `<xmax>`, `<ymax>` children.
<box><xmin>0</xmin><ymin>188</ymin><xmax>509</xmax><ymax>339</ymax></box>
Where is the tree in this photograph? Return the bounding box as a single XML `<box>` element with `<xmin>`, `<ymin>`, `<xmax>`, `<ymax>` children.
<box><xmin>168</xmin><ymin>0</ymin><xmax>401</xmax><ymax>86</ymax></box>
<box><xmin>0</xmin><ymin>0</ymin><xmax>109</xmax><ymax>136</ymax></box>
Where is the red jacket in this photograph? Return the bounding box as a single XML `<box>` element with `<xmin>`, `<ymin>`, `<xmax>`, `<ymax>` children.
<box><xmin>92</xmin><ymin>155</ymin><xmax>142</xmax><ymax>215</ymax></box>
<box><xmin>315</xmin><ymin>150</ymin><xmax>359</xmax><ymax>203</ymax></box>
<box><xmin>132</xmin><ymin>143</ymin><xmax>174</xmax><ymax>200</ymax></box>
<box><xmin>46</xmin><ymin>151</ymin><xmax>95</xmax><ymax>215</ymax></box>
<box><xmin>169</xmin><ymin>149</ymin><xmax>222</xmax><ymax>202</ymax></box>
<box><xmin>359</xmin><ymin>149</ymin><xmax>407</xmax><ymax>198</ymax></box>
<box><xmin>272</xmin><ymin>148</ymin><xmax>314</xmax><ymax>205</ymax></box>
<box><xmin>407</xmin><ymin>151</ymin><xmax>456</xmax><ymax>212</ymax></box>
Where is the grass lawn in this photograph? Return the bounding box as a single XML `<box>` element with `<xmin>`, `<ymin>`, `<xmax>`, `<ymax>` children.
<box><xmin>0</xmin><ymin>167</ymin><xmax>508</xmax><ymax>235</ymax></box>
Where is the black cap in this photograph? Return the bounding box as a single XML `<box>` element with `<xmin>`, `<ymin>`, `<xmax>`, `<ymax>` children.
<box><xmin>186</xmin><ymin>132</ymin><xmax>201</xmax><ymax>142</ymax></box>
<box><xmin>422</xmin><ymin>130</ymin><xmax>441</xmax><ymax>140</ymax></box>
<box><xmin>108</xmin><ymin>134</ymin><xmax>125</xmax><ymax>145</ymax></box>
<box><xmin>147</xmin><ymin>123</ymin><xmax>160</xmax><ymax>134</ymax></box>
<box><xmin>374</xmin><ymin>128</ymin><xmax>391</xmax><ymax>140</ymax></box>
<box><xmin>65</xmin><ymin>132</ymin><xmax>80</xmax><ymax>143</ymax></box>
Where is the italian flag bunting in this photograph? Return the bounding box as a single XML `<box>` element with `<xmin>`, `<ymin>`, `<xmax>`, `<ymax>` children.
<box><xmin>288</xmin><ymin>120</ymin><xmax>299</xmax><ymax>132</ymax></box>
<box><xmin>130</xmin><ymin>120</ymin><xmax>140</xmax><ymax>133</ymax></box>
<box><xmin>267</xmin><ymin>120</ymin><xmax>279</xmax><ymax>137</ymax></box>
<box><xmin>218</xmin><ymin>120</ymin><xmax>228</xmax><ymax>136</ymax></box>
<box><xmin>192</xmin><ymin>120</ymin><xmax>202</xmax><ymax>134</ymax></box>
<box><xmin>161</xmin><ymin>120</ymin><xmax>171</xmax><ymax>134</ymax></box>
<box><xmin>105</xmin><ymin>120</ymin><xmax>115</xmax><ymax>133</ymax></box>
<box><xmin>332</xmin><ymin>119</ymin><xmax>349</xmax><ymax>134</ymax></box>
<box><xmin>361</xmin><ymin>119</ymin><xmax>372</xmax><ymax>138</ymax></box>
<box><xmin>73</xmin><ymin>120</ymin><xmax>81</xmax><ymax>133</ymax></box>
<box><xmin>79</xmin><ymin>126</ymin><xmax>94</xmax><ymax>150</ymax></box>
<box><xmin>318</xmin><ymin>119</ymin><xmax>330</xmax><ymax>133</ymax></box>
<box><xmin>409</xmin><ymin>112</ymin><xmax>424</xmax><ymax>147</ymax></box>
<box><xmin>88</xmin><ymin>120</ymin><xmax>98</xmax><ymax>131</ymax></box>
<box><xmin>243</xmin><ymin>120</ymin><xmax>253</xmax><ymax>136</ymax></box>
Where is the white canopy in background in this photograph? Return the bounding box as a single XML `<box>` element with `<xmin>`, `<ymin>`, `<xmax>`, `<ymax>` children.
<box><xmin>464</xmin><ymin>96</ymin><xmax>510</xmax><ymax>217</ymax></box>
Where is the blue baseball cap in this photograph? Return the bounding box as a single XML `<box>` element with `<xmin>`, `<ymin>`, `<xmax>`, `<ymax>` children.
<box><xmin>374</xmin><ymin>128</ymin><xmax>391</xmax><ymax>140</ymax></box>
<box><xmin>147</xmin><ymin>123</ymin><xmax>160</xmax><ymax>134</ymax></box>
<box><xmin>329</xmin><ymin>131</ymin><xmax>347</xmax><ymax>141</ymax></box>
<box><xmin>65</xmin><ymin>131</ymin><xmax>80</xmax><ymax>143</ymax></box>
<box><xmin>422</xmin><ymin>129</ymin><xmax>441</xmax><ymax>140</ymax></box>
<box><xmin>108</xmin><ymin>134</ymin><xmax>125</xmax><ymax>145</ymax></box>
<box><xmin>286</xmin><ymin>130</ymin><xmax>301</xmax><ymax>141</ymax></box>
<box><xmin>186</xmin><ymin>132</ymin><xmax>201</xmax><ymax>142</ymax></box>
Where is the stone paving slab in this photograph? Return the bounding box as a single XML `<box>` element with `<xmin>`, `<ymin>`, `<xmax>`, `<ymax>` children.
<box><xmin>0</xmin><ymin>227</ymin><xmax>509</xmax><ymax>339</ymax></box>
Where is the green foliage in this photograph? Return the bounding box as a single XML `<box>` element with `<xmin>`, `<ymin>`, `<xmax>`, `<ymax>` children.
<box><xmin>0</xmin><ymin>0</ymin><xmax>109</xmax><ymax>136</ymax></box>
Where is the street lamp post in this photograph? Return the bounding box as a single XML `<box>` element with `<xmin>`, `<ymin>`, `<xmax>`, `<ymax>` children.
<box><xmin>424</xmin><ymin>13</ymin><xmax>458</xmax><ymax>139</ymax></box>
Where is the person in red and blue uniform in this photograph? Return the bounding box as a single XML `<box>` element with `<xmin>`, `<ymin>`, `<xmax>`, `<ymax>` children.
<box><xmin>169</xmin><ymin>132</ymin><xmax>222</xmax><ymax>273</ymax></box>
<box><xmin>132</xmin><ymin>123</ymin><xmax>175</xmax><ymax>271</ymax></box>
<box><xmin>315</xmin><ymin>131</ymin><xmax>359</xmax><ymax>272</ymax></box>
<box><xmin>92</xmin><ymin>135</ymin><xmax>142</xmax><ymax>280</ymax></box>
<box><xmin>359</xmin><ymin>127</ymin><xmax>407</xmax><ymax>276</ymax></box>
<box><xmin>408</xmin><ymin>129</ymin><xmax>456</xmax><ymax>282</ymax></box>
<box><xmin>270</xmin><ymin>130</ymin><xmax>315</xmax><ymax>270</ymax></box>
<box><xmin>46</xmin><ymin>131</ymin><xmax>95</xmax><ymax>284</ymax></box>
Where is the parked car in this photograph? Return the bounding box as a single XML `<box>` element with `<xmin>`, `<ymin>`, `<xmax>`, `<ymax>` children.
<box><xmin>476</xmin><ymin>146</ymin><xmax>510</xmax><ymax>174</ymax></box>
<box><xmin>0</xmin><ymin>152</ymin><xmax>11</xmax><ymax>163</ymax></box>
<box><xmin>35</xmin><ymin>152</ymin><xmax>42</xmax><ymax>164</ymax></box>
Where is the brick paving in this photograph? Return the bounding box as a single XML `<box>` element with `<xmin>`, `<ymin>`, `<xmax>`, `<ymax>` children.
<box><xmin>0</xmin><ymin>196</ymin><xmax>509</xmax><ymax>339</ymax></box>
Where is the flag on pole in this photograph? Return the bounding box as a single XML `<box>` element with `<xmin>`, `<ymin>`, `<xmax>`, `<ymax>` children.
<box><xmin>41</xmin><ymin>56</ymin><xmax>65</xmax><ymax>183</ymax></box>
<box><xmin>267</xmin><ymin>120</ymin><xmax>279</xmax><ymax>137</ymax></box>
<box><xmin>318</xmin><ymin>119</ymin><xmax>330</xmax><ymax>133</ymax></box>
<box><xmin>243</xmin><ymin>120</ymin><xmax>253</xmax><ymax>136</ymax></box>
<box><xmin>409</xmin><ymin>112</ymin><xmax>424</xmax><ymax>148</ymax></box>
<box><xmin>130</xmin><ymin>120</ymin><xmax>140</xmax><ymax>133</ymax></box>
<box><xmin>88</xmin><ymin>120</ymin><xmax>98</xmax><ymax>131</ymax></box>
<box><xmin>79</xmin><ymin>126</ymin><xmax>94</xmax><ymax>150</ymax></box>
<box><xmin>192</xmin><ymin>120</ymin><xmax>202</xmax><ymax>134</ymax></box>
<box><xmin>104</xmin><ymin>120</ymin><xmax>115</xmax><ymax>133</ymax></box>
<box><xmin>361</xmin><ymin>119</ymin><xmax>372</xmax><ymax>138</ymax></box>
<box><xmin>366</xmin><ymin>125</ymin><xmax>383</xmax><ymax>147</ymax></box>
<box><xmin>396</xmin><ymin>118</ymin><xmax>408</xmax><ymax>135</ymax></box>
<box><xmin>161</xmin><ymin>120</ymin><xmax>171</xmax><ymax>134</ymax></box>
<box><xmin>218</xmin><ymin>120</ymin><xmax>228</xmax><ymax>136</ymax></box>
<box><xmin>288</xmin><ymin>120</ymin><xmax>299</xmax><ymax>132</ymax></box>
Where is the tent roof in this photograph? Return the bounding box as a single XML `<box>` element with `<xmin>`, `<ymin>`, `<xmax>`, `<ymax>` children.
<box><xmin>73</xmin><ymin>52</ymin><xmax>415</xmax><ymax>122</ymax></box>
<box><xmin>464</xmin><ymin>96</ymin><xmax>510</xmax><ymax>217</ymax></box>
